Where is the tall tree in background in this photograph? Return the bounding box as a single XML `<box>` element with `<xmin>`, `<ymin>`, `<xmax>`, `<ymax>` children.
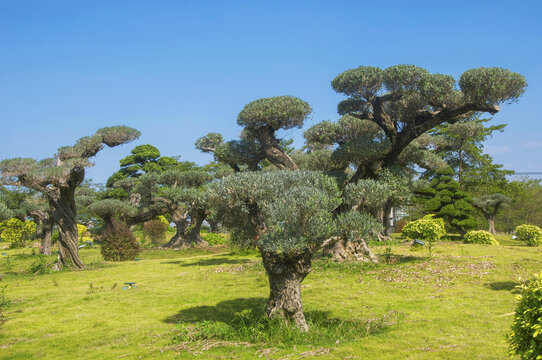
<box><xmin>328</xmin><ymin>65</ymin><xmax>525</xmax><ymax>185</ymax></box>
<box><xmin>0</xmin><ymin>126</ymin><xmax>140</xmax><ymax>270</ymax></box>
<box><xmin>430</xmin><ymin>117</ymin><xmax>506</xmax><ymax>183</ymax></box>
<box><xmin>196</xmin><ymin>96</ymin><xmax>312</xmax><ymax>172</ymax></box>
<box><xmin>497</xmin><ymin>178</ymin><xmax>542</xmax><ymax>232</ymax></box>
<box><xmin>105</xmin><ymin>144</ymin><xmax>196</xmax><ymax>198</ymax></box>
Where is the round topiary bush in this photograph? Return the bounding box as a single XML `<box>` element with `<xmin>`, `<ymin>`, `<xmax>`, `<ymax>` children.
<box><xmin>463</xmin><ymin>230</ymin><xmax>499</xmax><ymax>245</ymax></box>
<box><xmin>507</xmin><ymin>273</ymin><xmax>542</xmax><ymax>359</ymax></box>
<box><xmin>401</xmin><ymin>215</ymin><xmax>446</xmax><ymax>255</ymax></box>
<box><xmin>515</xmin><ymin>224</ymin><xmax>542</xmax><ymax>246</ymax></box>
<box><xmin>100</xmin><ymin>221</ymin><xmax>140</xmax><ymax>261</ymax></box>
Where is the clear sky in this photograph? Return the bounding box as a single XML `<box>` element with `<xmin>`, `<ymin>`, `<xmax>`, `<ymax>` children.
<box><xmin>1</xmin><ymin>0</ymin><xmax>541</xmax><ymax>184</ymax></box>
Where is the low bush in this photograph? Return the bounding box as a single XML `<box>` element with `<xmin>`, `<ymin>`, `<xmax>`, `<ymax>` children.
<box><xmin>507</xmin><ymin>273</ymin><xmax>542</xmax><ymax>359</ymax></box>
<box><xmin>463</xmin><ymin>230</ymin><xmax>498</xmax><ymax>245</ymax></box>
<box><xmin>77</xmin><ymin>224</ymin><xmax>93</xmax><ymax>244</ymax></box>
<box><xmin>401</xmin><ymin>215</ymin><xmax>446</xmax><ymax>256</ymax></box>
<box><xmin>515</xmin><ymin>224</ymin><xmax>542</xmax><ymax>246</ymax></box>
<box><xmin>0</xmin><ymin>218</ymin><xmax>37</xmax><ymax>248</ymax></box>
<box><xmin>100</xmin><ymin>221</ymin><xmax>140</xmax><ymax>261</ymax></box>
<box><xmin>143</xmin><ymin>219</ymin><xmax>169</xmax><ymax>245</ymax></box>
<box><xmin>202</xmin><ymin>232</ymin><xmax>228</xmax><ymax>246</ymax></box>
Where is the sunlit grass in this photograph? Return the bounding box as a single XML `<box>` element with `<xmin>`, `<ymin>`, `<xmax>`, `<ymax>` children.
<box><xmin>0</xmin><ymin>234</ymin><xmax>540</xmax><ymax>359</ymax></box>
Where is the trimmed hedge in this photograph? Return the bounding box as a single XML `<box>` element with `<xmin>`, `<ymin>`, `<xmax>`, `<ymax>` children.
<box><xmin>515</xmin><ymin>224</ymin><xmax>542</xmax><ymax>246</ymax></box>
<box><xmin>463</xmin><ymin>230</ymin><xmax>498</xmax><ymax>245</ymax></box>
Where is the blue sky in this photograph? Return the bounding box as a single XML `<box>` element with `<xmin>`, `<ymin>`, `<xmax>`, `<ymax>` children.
<box><xmin>1</xmin><ymin>0</ymin><xmax>541</xmax><ymax>183</ymax></box>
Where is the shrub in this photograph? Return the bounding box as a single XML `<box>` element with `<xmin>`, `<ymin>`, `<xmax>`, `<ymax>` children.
<box><xmin>394</xmin><ymin>218</ymin><xmax>407</xmax><ymax>233</ymax></box>
<box><xmin>401</xmin><ymin>214</ymin><xmax>446</xmax><ymax>256</ymax></box>
<box><xmin>515</xmin><ymin>224</ymin><xmax>542</xmax><ymax>246</ymax></box>
<box><xmin>463</xmin><ymin>230</ymin><xmax>499</xmax><ymax>245</ymax></box>
<box><xmin>143</xmin><ymin>219</ymin><xmax>169</xmax><ymax>245</ymax></box>
<box><xmin>100</xmin><ymin>221</ymin><xmax>140</xmax><ymax>261</ymax></box>
<box><xmin>202</xmin><ymin>232</ymin><xmax>228</xmax><ymax>246</ymax></box>
<box><xmin>0</xmin><ymin>218</ymin><xmax>37</xmax><ymax>248</ymax></box>
<box><xmin>507</xmin><ymin>273</ymin><xmax>542</xmax><ymax>359</ymax></box>
<box><xmin>77</xmin><ymin>224</ymin><xmax>93</xmax><ymax>244</ymax></box>
<box><xmin>156</xmin><ymin>215</ymin><xmax>170</xmax><ymax>227</ymax></box>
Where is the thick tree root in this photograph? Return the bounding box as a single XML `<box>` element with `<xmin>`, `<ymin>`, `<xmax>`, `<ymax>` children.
<box><xmin>321</xmin><ymin>238</ymin><xmax>378</xmax><ymax>263</ymax></box>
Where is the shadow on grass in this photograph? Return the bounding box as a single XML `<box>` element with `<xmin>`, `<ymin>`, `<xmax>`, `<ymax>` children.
<box><xmin>165</xmin><ymin>297</ymin><xmax>403</xmax><ymax>346</ymax></box>
<box><xmin>163</xmin><ymin>257</ymin><xmax>252</xmax><ymax>267</ymax></box>
<box><xmin>164</xmin><ymin>297</ymin><xmax>266</xmax><ymax>324</ymax></box>
<box><xmin>486</xmin><ymin>281</ymin><xmax>520</xmax><ymax>292</ymax></box>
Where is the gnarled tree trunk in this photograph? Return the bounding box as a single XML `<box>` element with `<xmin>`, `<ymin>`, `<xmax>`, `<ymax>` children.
<box><xmin>50</xmin><ymin>186</ymin><xmax>85</xmax><ymax>270</ymax></box>
<box><xmin>30</xmin><ymin>209</ymin><xmax>54</xmax><ymax>256</ymax></box>
<box><xmin>488</xmin><ymin>218</ymin><xmax>496</xmax><ymax>235</ymax></box>
<box><xmin>260</xmin><ymin>249</ymin><xmax>312</xmax><ymax>332</ymax></box>
<box><xmin>185</xmin><ymin>209</ymin><xmax>208</xmax><ymax>247</ymax></box>
<box><xmin>163</xmin><ymin>210</ymin><xmax>189</xmax><ymax>248</ymax></box>
<box><xmin>40</xmin><ymin>217</ymin><xmax>53</xmax><ymax>256</ymax></box>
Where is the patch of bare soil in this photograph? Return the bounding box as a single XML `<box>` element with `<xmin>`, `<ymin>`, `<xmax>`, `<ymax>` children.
<box><xmin>369</xmin><ymin>257</ymin><xmax>496</xmax><ymax>288</ymax></box>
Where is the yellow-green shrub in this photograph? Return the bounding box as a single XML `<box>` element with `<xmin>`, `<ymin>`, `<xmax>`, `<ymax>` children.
<box><xmin>515</xmin><ymin>224</ymin><xmax>542</xmax><ymax>246</ymax></box>
<box><xmin>0</xmin><ymin>218</ymin><xmax>37</xmax><ymax>248</ymax></box>
<box><xmin>507</xmin><ymin>273</ymin><xmax>542</xmax><ymax>359</ymax></box>
<box><xmin>202</xmin><ymin>232</ymin><xmax>229</xmax><ymax>246</ymax></box>
<box><xmin>156</xmin><ymin>215</ymin><xmax>170</xmax><ymax>227</ymax></box>
<box><xmin>77</xmin><ymin>224</ymin><xmax>92</xmax><ymax>244</ymax></box>
<box><xmin>401</xmin><ymin>215</ymin><xmax>446</xmax><ymax>255</ymax></box>
<box><xmin>463</xmin><ymin>230</ymin><xmax>498</xmax><ymax>245</ymax></box>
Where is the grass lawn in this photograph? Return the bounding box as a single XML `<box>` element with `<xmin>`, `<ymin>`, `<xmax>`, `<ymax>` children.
<box><xmin>0</xmin><ymin>235</ymin><xmax>540</xmax><ymax>359</ymax></box>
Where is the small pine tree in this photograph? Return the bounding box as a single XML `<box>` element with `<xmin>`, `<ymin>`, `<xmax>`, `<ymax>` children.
<box><xmin>416</xmin><ymin>167</ymin><xmax>477</xmax><ymax>236</ymax></box>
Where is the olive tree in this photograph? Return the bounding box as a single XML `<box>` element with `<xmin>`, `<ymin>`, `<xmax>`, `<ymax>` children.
<box><xmin>327</xmin><ymin>65</ymin><xmax>526</xmax><ymax>184</ymax></box>
<box><xmin>157</xmin><ymin>170</ymin><xmax>212</xmax><ymax>248</ymax></box>
<box><xmin>196</xmin><ymin>96</ymin><xmax>311</xmax><ymax>172</ymax></box>
<box><xmin>0</xmin><ymin>126</ymin><xmax>140</xmax><ymax>269</ymax></box>
<box><xmin>209</xmin><ymin>170</ymin><xmax>378</xmax><ymax>331</ymax></box>
<box><xmin>473</xmin><ymin>194</ymin><xmax>511</xmax><ymax>234</ymax></box>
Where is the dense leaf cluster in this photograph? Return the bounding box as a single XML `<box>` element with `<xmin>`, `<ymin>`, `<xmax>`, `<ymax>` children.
<box><xmin>462</xmin><ymin>230</ymin><xmax>498</xmax><ymax>245</ymax></box>
<box><xmin>515</xmin><ymin>224</ymin><xmax>542</xmax><ymax>246</ymax></box>
<box><xmin>0</xmin><ymin>218</ymin><xmax>37</xmax><ymax>248</ymax></box>
<box><xmin>508</xmin><ymin>273</ymin><xmax>542</xmax><ymax>359</ymax></box>
<box><xmin>99</xmin><ymin>221</ymin><xmax>140</xmax><ymax>261</ymax></box>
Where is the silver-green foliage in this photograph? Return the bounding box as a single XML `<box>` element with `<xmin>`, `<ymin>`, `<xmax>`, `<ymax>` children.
<box><xmin>209</xmin><ymin>171</ymin><xmax>341</xmax><ymax>254</ymax></box>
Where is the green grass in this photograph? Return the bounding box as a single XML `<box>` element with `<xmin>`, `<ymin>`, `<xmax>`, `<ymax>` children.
<box><xmin>0</xmin><ymin>235</ymin><xmax>540</xmax><ymax>359</ymax></box>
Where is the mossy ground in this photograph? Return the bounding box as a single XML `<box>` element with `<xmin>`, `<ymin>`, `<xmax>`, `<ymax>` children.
<box><xmin>0</xmin><ymin>234</ymin><xmax>540</xmax><ymax>359</ymax></box>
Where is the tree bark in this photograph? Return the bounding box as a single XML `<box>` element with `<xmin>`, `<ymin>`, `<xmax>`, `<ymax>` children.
<box><xmin>321</xmin><ymin>237</ymin><xmax>378</xmax><ymax>263</ymax></box>
<box><xmin>50</xmin><ymin>186</ymin><xmax>85</xmax><ymax>270</ymax></box>
<box><xmin>163</xmin><ymin>211</ymin><xmax>189</xmax><ymax>248</ymax></box>
<box><xmin>40</xmin><ymin>217</ymin><xmax>53</xmax><ymax>256</ymax></box>
<box><xmin>29</xmin><ymin>209</ymin><xmax>54</xmax><ymax>255</ymax></box>
<box><xmin>488</xmin><ymin>217</ymin><xmax>496</xmax><ymax>235</ymax></box>
<box><xmin>260</xmin><ymin>249</ymin><xmax>312</xmax><ymax>332</ymax></box>
<box><xmin>185</xmin><ymin>210</ymin><xmax>208</xmax><ymax>247</ymax></box>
